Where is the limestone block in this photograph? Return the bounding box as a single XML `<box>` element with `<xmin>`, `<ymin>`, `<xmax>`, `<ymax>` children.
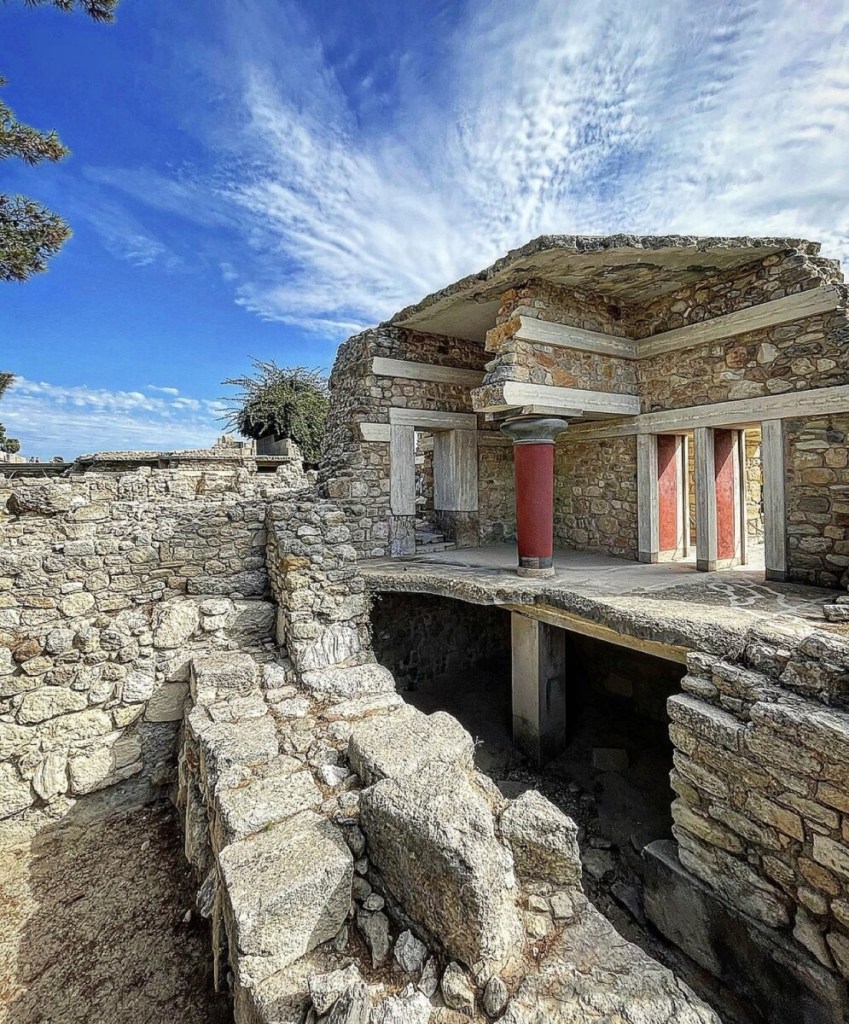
<box><xmin>309</xmin><ymin>963</ymin><xmax>363</xmax><ymax>1014</ymax></box>
<box><xmin>190</xmin><ymin>652</ymin><xmax>258</xmax><ymax>706</ymax></box>
<box><xmin>17</xmin><ymin>685</ymin><xmax>88</xmax><ymax>724</ymax></box>
<box><xmin>500</xmin><ymin>790</ymin><xmax>582</xmax><ymax>887</ymax></box>
<box><xmin>301</xmin><ymin>663</ymin><xmax>395</xmax><ymax>700</ymax></box>
<box><xmin>214</xmin><ymin>770</ymin><xmax>322</xmax><ymax>847</ymax></box>
<box><xmin>144</xmin><ymin>682</ymin><xmax>189</xmax><ymax>722</ymax></box>
<box><xmin>195</xmin><ymin>714</ymin><xmax>280</xmax><ymax>792</ymax></box>
<box><xmin>321</xmin><ymin>693</ymin><xmax>405</xmax><ymax>721</ymax></box>
<box><xmin>122</xmin><ymin>670</ymin><xmax>156</xmax><ymax>704</ymax></box>
<box><xmin>31</xmin><ymin>749</ymin><xmax>68</xmax><ymax>799</ymax></box>
<box><xmin>349</xmin><ymin>707</ymin><xmax>473</xmax><ymax>786</ymax></box>
<box><xmin>372</xmin><ymin>987</ymin><xmax>433</xmax><ymax>1024</ymax></box>
<box><xmin>188</xmin><ymin>569</ymin><xmax>266</xmax><ymax>597</ymax></box>
<box><xmin>359</xmin><ymin>761</ymin><xmax>523</xmax><ymax>972</ymax></box>
<box><xmin>59</xmin><ymin>591</ymin><xmax>96</xmax><ymax>617</ymax></box>
<box><xmin>501</xmin><ymin>894</ymin><xmax>720</xmax><ymax>1023</ymax></box>
<box><xmin>233</xmin><ymin>948</ymin><xmax>345</xmax><ymax>1024</ymax></box>
<box><xmin>0</xmin><ymin>762</ymin><xmax>32</xmax><ymax>818</ymax></box>
<box><xmin>68</xmin><ymin>730</ymin><xmax>142</xmax><ymax>795</ymax></box>
<box><xmin>40</xmin><ymin>708</ymin><xmax>113</xmax><ymax>749</ymax></box>
<box><xmin>153</xmin><ymin>601</ymin><xmax>200</xmax><ymax>649</ymax></box>
<box><xmin>8</xmin><ymin>483</ymin><xmax>75</xmax><ymax>515</ymax></box>
<box><xmin>295</xmin><ymin>625</ymin><xmax>363</xmax><ymax>672</ymax></box>
<box><xmin>812</xmin><ymin>835</ymin><xmax>849</xmax><ymax>881</ymax></box>
<box><xmin>219</xmin><ymin>810</ymin><xmax>353</xmax><ymax>983</ymax></box>
<box><xmin>667</xmin><ymin>694</ymin><xmax>742</xmax><ymax>752</ymax></box>
<box><xmin>230</xmin><ymin>601</ymin><xmax>276</xmax><ymax>640</ymax></box>
<box><xmin>441</xmin><ymin>962</ymin><xmax>476</xmax><ymax>1015</ymax></box>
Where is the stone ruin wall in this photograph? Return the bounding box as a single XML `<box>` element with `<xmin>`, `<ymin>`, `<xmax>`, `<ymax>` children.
<box><xmin>0</xmin><ymin>464</ymin><xmax>304</xmax><ymax>845</ymax></box>
<box><xmin>321</xmin><ymin>323</ymin><xmax>501</xmax><ymax>557</ymax></box>
<box><xmin>554</xmin><ymin>434</ymin><xmax>639</xmax><ymax>558</ymax></box>
<box><xmin>667</xmin><ymin>625</ymin><xmax>849</xmax><ymax>995</ymax></box>
<box><xmin>786</xmin><ymin>413</ymin><xmax>849</xmax><ymax>589</ymax></box>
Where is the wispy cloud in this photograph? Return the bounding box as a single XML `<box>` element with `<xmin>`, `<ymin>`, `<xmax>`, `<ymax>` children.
<box><xmin>1</xmin><ymin>378</ymin><xmax>223</xmax><ymax>460</ymax></box>
<box><xmin>91</xmin><ymin>0</ymin><xmax>849</xmax><ymax>339</ymax></box>
<box><xmin>147</xmin><ymin>385</ymin><xmax>181</xmax><ymax>396</ymax></box>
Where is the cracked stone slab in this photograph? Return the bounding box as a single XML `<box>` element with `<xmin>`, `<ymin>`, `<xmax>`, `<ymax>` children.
<box><xmin>220</xmin><ymin>810</ymin><xmax>353</xmax><ymax>984</ymax></box>
<box><xmin>349</xmin><ymin>707</ymin><xmax>474</xmax><ymax>785</ymax></box>
<box><xmin>190</xmin><ymin>652</ymin><xmax>259</xmax><ymax>706</ymax></box>
<box><xmin>213</xmin><ymin>769</ymin><xmax>322</xmax><ymax>847</ymax></box>
<box><xmin>301</xmin><ymin>663</ymin><xmax>396</xmax><ymax>700</ymax></box>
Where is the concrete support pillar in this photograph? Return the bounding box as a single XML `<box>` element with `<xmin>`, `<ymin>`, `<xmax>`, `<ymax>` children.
<box><xmin>511</xmin><ymin>612</ymin><xmax>567</xmax><ymax>767</ymax></box>
<box><xmin>500</xmin><ymin>417</ymin><xmax>569</xmax><ymax>578</ymax></box>
<box><xmin>695</xmin><ymin>426</ymin><xmax>742</xmax><ymax>571</ymax></box>
<box><xmin>389</xmin><ymin>424</ymin><xmax>416</xmax><ymax>556</ymax></box>
<box><xmin>637</xmin><ymin>434</ymin><xmax>659</xmax><ymax>564</ymax></box>
<box><xmin>762</xmin><ymin>419</ymin><xmax>788</xmax><ymax>581</ymax></box>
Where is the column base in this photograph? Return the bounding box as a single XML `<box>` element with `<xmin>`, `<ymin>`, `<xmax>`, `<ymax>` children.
<box><xmin>517</xmin><ymin>565</ymin><xmax>555</xmax><ymax>579</ymax></box>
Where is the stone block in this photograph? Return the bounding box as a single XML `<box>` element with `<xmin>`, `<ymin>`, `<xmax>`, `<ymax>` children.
<box><xmin>321</xmin><ymin>693</ymin><xmax>405</xmax><ymax>721</ymax></box>
<box><xmin>813</xmin><ymin>836</ymin><xmax>849</xmax><ymax>881</ymax></box>
<box><xmin>230</xmin><ymin>600</ymin><xmax>276</xmax><ymax>640</ymax></box>
<box><xmin>144</xmin><ymin>682</ymin><xmax>190</xmax><ymax>722</ymax></box>
<box><xmin>349</xmin><ymin>707</ymin><xmax>473</xmax><ymax>786</ymax></box>
<box><xmin>195</xmin><ymin>713</ymin><xmax>280</xmax><ymax>791</ymax></box>
<box><xmin>152</xmin><ymin>600</ymin><xmax>200</xmax><ymax>649</ymax></box>
<box><xmin>667</xmin><ymin>694</ymin><xmax>742</xmax><ymax>751</ymax></box>
<box><xmin>0</xmin><ymin>761</ymin><xmax>32</xmax><ymax>817</ymax></box>
<box><xmin>359</xmin><ymin>761</ymin><xmax>523</xmax><ymax>972</ymax></box>
<box><xmin>499</xmin><ymin>789</ymin><xmax>582</xmax><ymax>887</ymax></box>
<box><xmin>214</xmin><ymin>770</ymin><xmax>322</xmax><ymax>847</ymax></box>
<box><xmin>301</xmin><ymin>663</ymin><xmax>395</xmax><ymax>700</ymax></box>
<box><xmin>190</xmin><ymin>652</ymin><xmax>258</xmax><ymax>706</ymax></box>
<box><xmin>219</xmin><ymin>810</ymin><xmax>353</xmax><ymax>984</ymax></box>
<box><xmin>643</xmin><ymin>840</ymin><xmax>847</xmax><ymax>1024</ymax></box>
<box><xmin>17</xmin><ymin>685</ymin><xmax>88</xmax><ymax>724</ymax></box>
<box><xmin>68</xmin><ymin>730</ymin><xmax>142</xmax><ymax>795</ymax></box>
<box><xmin>294</xmin><ymin>624</ymin><xmax>363</xmax><ymax>672</ymax></box>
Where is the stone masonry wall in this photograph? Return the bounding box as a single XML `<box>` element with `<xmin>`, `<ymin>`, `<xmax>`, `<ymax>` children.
<box><xmin>322</xmin><ymin>325</ymin><xmax>488</xmax><ymax>558</ymax></box>
<box><xmin>478</xmin><ymin>442</ymin><xmax>516</xmax><ymax>544</ymax></box>
<box><xmin>554</xmin><ymin>434</ymin><xmax>639</xmax><ymax>558</ymax></box>
<box><xmin>785</xmin><ymin>414</ymin><xmax>849</xmax><ymax>588</ymax></box>
<box><xmin>668</xmin><ymin>623</ymin><xmax>849</xmax><ymax>989</ymax></box>
<box><xmin>636</xmin><ymin>252</ymin><xmax>849</xmax><ymax>412</ymax></box>
<box><xmin>0</xmin><ymin>465</ymin><xmax>302</xmax><ymax>844</ymax></box>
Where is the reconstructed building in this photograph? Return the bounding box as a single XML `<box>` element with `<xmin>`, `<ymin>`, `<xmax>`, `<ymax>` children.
<box><xmin>324</xmin><ymin>234</ymin><xmax>849</xmax><ymax>586</ymax></box>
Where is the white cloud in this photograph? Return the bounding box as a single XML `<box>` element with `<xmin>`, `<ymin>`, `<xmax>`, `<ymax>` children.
<box><xmin>1</xmin><ymin>378</ymin><xmax>225</xmax><ymax>460</ymax></box>
<box><xmin>92</xmin><ymin>0</ymin><xmax>849</xmax><ymax>339</ymax></box>
<box><xmin>146</xmin><ymin>385</ymin><xmax>181</xmax><ymax>396</ymax></box>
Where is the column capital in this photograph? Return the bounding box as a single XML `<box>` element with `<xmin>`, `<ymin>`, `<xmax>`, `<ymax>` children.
<box><xmin>499</xmin><ymin>416</ymin><xmax>569</xmax><ymax>445</ymax></box>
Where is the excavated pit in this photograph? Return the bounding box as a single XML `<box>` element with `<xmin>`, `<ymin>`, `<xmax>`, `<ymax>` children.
<box><xmin>371</xmin><ymin>590</ymin><xmax>761</xmax><ymax>1023</ymax></box>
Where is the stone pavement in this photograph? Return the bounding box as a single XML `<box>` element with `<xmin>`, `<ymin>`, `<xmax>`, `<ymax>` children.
<box><xmin>360</xmin><ymin>544</ymin><xmax>835</xmax><ymax>657</ymax></box>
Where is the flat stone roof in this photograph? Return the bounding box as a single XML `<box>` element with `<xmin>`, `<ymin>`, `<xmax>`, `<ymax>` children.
<box><xmin>360</xmin><ymin>544</ymin><xmax>835</xmax><ymax>660</ymax></box>
<box><xmin>391</xmin><ymin>234</ymin><xmax>820</xmax><ymax>343</ymax></box>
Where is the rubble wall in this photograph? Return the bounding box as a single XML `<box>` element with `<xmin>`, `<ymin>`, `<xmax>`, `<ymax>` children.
<box><xmin>0</xmin><ymin>467</ymin><xmax>301</xmax><ymax>844</ymax></box>
<box><xmin>785</xmin><ymin>414</ymin><xmax>849</xmax><ymax>588</ymax></box>
<box><xmin>554</xmin><ymin>434</ymin><xmax>639</xmax><ymax>558</ymax></box>
<box><xmin>635</xmin><ymin>252</ymin><xmax>849</xmax><ymax>412</ymax></box>
<box><xmin>667</xmin><ymin>626</ymin><xmax>849</xmax><ymax>988</ymax></box>
<box><xmin>321</xmin><ymin>325</ymin><xmax>489</xmax><ymax>557</ymax></box>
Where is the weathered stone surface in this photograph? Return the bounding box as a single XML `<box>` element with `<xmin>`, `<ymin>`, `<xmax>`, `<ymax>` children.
<box><xmin>309</xmin><ymin>963</ymin><xmax>363</xmax><ymax>1014</ymax></box>
<box><xmin>349</xmin><ymin>707</ymin><xmax>473</xmax><ymax>786</ymax></box>
<box><xmin>68</xmin><ymin>731</ymin><xmax>142</xmax><ymax>796</ymax></box>
<box><xmin>17</xmin><ymin>686</ymin><xmax>88</xmax><ymax>724</ymax></box>
<box><xmin>301</xmin><ymin>662</ymin><xmax>395</xmax><ymax>700</ymax></box>
<box><xmin>144</xmin><ymin>682</ymin><xmax>189</xmax><ymax>722</ymax></box>
<box><xmin>194</xmin><ymin>713</ymin><xmax>280</xmax><ymax>787</ymax></box>
<box><xmin>482</xmin><ymin>976</ymin><xmax>508</xmax><ymax>1018</ymax></box>
<box><xmin>322</xmin><ymin>693</ymin><xmax>405</xmax><ymax>721</ymax></box>
<box><xmin>360</xmin><ymin>761</ymin><xmax>522</xmax><ymax>970</ymax></box>
<box><xmin>219</xmin><ymin>811</ymin><xmax>353</xmax><ymax>982</ymax></box>
<box><xmin>122</xmin><ymin>670</ymin><xmax>156</xmax><ymax>704</ymax></box>
<box><xmin>31</xmin><ymin>749</ymin><xmax>68</xmax><ymax>800</ymax></box>
<box><xmin>394</xmin><ymin>929</ymin><xmax>428</xmax><ymax>974</ymax></box>
<box><xmin>500</xmin><ymin>898</ymin><xmax>719</xmax><ymax>1023</ymax></box>
<box><xmin>326</xmin><ymin>979</ymin><xmax>371</xmax><ymax>1024</ymax></box>
<box><xmin>214</xmin><ymin>770</ymin><xmax>322</xmax><ymax>846</ymax></box>
<box><xmin>0</xmin><ymin>761</ymin><xmax>31</xmax><ymax>817</ymax></box>
<box><xmin>813</xmin><ymin>835</ymin><xmax>849</xmax><ymax>881</ymax></box>
<box><xmin>356</xmin><ymin>908</ymin><xmax>391</xmax><ymax>967</ymax></box>
<box><xmin>441</xmin><ymin>962</ymin><xmax>476</xmax><ymax>1016</ymax></box>
<box><xmin>499</xmin><ymin>789</ymin><xmax>582</xmax><ymax>887</ymax></box>
<box><xmin>153</xmin><ymin>601</ymin><xmax>200</xmax><ymax>649</ymax></box>
<box><xmin>371</xmin><ymin>986</ymin><xmax>433</xmax><ymax>1024</ymax></box>
<box><xmin>190</xmin><ymin>651</ymin><xmax>259</xmax><ymax>705</ymax></box>
<box><xmin>7</xmin><ymin>482</ymin><xmax>75</xmax><ymax>515</ymax></box>
<box><xmin>296</xmin><ymin>625</ymin><xmax>363</xmax><ymax>672</ymax></box>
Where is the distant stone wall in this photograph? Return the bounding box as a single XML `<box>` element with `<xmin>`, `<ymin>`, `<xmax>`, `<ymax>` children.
<box><xmin>554</xmin><ymin>434</ymin><xmax>638</xmax><ymax>558</ymax></box>
<box><xmin>668</xmin><ymin>627</ymin><xmax>849</xmax><ymax>988</ymax></box>
<box><xmin>785</xmin><ymin>414</ymin><xmax>849</xmax><ymax>588</ymax></box>
<box><xmin>478</xmin><ymin>442</ymin><xmax>516</xmax><ymax>544</ymax></box>
<box><xmin>0</xmin><ymin>466</ymin><xmax>302</xmax><ymax>844</ymax></box>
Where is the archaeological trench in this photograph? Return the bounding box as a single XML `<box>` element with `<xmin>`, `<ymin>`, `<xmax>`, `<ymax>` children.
<box><xmin>5</xmin><ymin>236</ymin><xmax>849</xmax><ymax>1024</ymax></box>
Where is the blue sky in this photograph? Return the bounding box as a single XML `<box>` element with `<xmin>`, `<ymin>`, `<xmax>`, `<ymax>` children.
<box><xmin>2</xmin><ymin>0</ymin><xmax>849</xmax><ymax>459</ymax></box>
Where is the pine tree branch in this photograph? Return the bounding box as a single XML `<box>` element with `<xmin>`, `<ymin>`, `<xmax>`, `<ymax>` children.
<box><xmin>0</xmin><ymin>193</ymin><xmax>71</xmax><ymax>281</ymax></box>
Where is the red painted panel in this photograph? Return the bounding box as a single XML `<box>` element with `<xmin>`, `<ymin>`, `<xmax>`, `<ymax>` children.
<box><xmin>514</xmin><ymin>443</ymin><xmax>555</xmax><ymax>564</ymax></box>
<box><xmin>657</xmin><ymin>435</ymin><xmax>679</xmax><ymax>553</ymax></box>
<box><xmin>714</xmin><ymin>429</ymin><xmax>737</xmax><ymax>561</ymax></box>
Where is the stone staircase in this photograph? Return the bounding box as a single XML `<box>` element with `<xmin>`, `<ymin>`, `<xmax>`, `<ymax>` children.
<box><xmin>415</xmin><ymin>516</ymin><xmax>455</xmax><ymax>553</ymax></box>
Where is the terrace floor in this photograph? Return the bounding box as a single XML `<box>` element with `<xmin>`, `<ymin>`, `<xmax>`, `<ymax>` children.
<box><xmin>360</xmin><ymin>544</ymin><xmax>837</xmax><ymax>657</ymax></box>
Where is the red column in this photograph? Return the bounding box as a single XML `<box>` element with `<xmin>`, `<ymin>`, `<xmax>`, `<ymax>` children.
<box><xmin>500</xmin><ymin>417</ymin><xmax>569</xmax><ymax>577</ymax></box>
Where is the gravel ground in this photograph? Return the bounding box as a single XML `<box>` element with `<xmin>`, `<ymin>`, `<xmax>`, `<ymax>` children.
<box><xmin>0</xmin><ymin>799</ymin><xmax>232</xmax><ymax>1024</ymax></box>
